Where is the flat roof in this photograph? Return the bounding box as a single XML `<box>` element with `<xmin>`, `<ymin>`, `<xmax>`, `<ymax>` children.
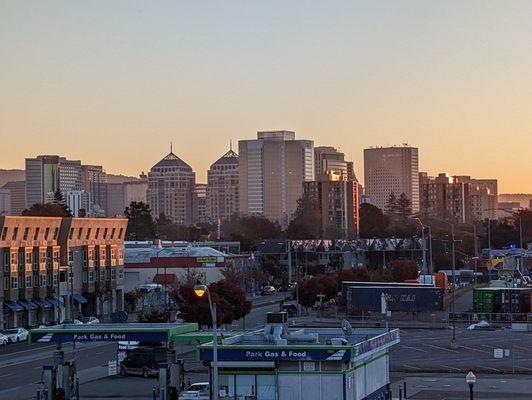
<box><xmin>29</xmin><ymin>323</ymin><xmax>198</xmax><ymax>344</ymax></box>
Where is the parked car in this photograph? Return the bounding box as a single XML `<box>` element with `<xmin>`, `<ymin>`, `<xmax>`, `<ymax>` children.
<box><xmin>261</xmin><ymin>286</ymin><xmax>277</xmax><ymax>295</ymax></box>
<box><xmin>120</xmin><ymin>347</ymin><xmax>166</xmax><ymax>378</ymax></box>
<box><xmin>280</xmin><ymin>303</ymin><xmax>298</xmax><ymax>317</ymax></box>
<box><xmin>0</xmin><ymin>333</ymin><xmax>8</xmax><ymax>346</ymax></box>
<box><xmin>78</xmin><ymin>316</ymin><xmax>99</xmax><ymax>325</ymax></box>
<box><xmin>178</xmin><ymin>382</ymin><xmax>210</xmax><ymax>400</ymax></box>
<box><xmin>3</xmin><ymin>328</ymin><xmax>29</xmax><ymax>343</ymax></box>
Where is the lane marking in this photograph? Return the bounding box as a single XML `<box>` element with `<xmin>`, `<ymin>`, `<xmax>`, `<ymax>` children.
<box><xmin>459</xmin><ymin>345</ymin><xmax>491</xmax><ymax>354</ymax></box>
<box><xmin>440</xmin><ymin>364</ymin><xmax>461</xmax><ymax>371</ymax></box>
<box><xmin>0</xmin><ymin>373</ymin><xmax>12</xmax><ymax>378</ymax></box>
<box><xmin>399</xmin><ymin>345</ymin><xmax>428</xmax><ymax>353</ymax></box>
<box><xmin>424</xmin><ymin>344</ymin><xmax>459</xmax><ymax>353</ymax></box>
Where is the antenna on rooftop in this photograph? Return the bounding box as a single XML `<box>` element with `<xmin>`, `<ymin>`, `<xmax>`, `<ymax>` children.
<box><xmin>230</xmin><ymin>139</ymin><xmax>233</xmax><ymax>151</ymax></box>
<box><xmin>170</xmin><ymin>141</ymin><xmax>173</xmax><ymax>153</ymax></box>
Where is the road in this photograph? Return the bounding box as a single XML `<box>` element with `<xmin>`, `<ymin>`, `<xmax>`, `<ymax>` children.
<box><xmin>0</xmin><ymin>296</ymin><xmax>283</xmax><ymax>399</ymax></box>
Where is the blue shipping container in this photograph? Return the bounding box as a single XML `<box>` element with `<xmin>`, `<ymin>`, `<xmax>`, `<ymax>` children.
<box><xmin>346</xmin><ymin>286</ymin><xmax>443</xmax><ymax>312</ymax></box>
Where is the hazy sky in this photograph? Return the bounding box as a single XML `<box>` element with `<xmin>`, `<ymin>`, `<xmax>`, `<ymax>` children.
<box><xmin>1</xmin><ymin>1</ymin><xmax>532</xmax><ymax>192</ymax></box>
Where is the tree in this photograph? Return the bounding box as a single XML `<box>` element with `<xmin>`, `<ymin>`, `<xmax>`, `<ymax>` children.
<box><xmin>337</xmin><ymin>268</ymin><xmax>371</xmax><ymax>284</ymax></box>
<box><xmin>389</xmin><ymin>259</ymin><xmax>419</xmax><ymax>281</ymax></box>
<box><xmin>210</xmin><ymin>280</ymin><xmax>252</xmax><ymax>322</ymax></box>
<box><xmin>386</xmin><ymin>192</ymin><xmax>398</xmax><ymax>215</ymax></box>
<box><xmin>125</xmin><ymin>201</ymin><xmax>156</xmax><ymax>240</ymax></box>
<box><xmin>359</xmin><ymin>203</ymin><xmax>389</xmax><ymax>238</ymax></box>
<box><xmin>155</xmin><ymin>212</ymin><xmax>188</xmax><ymax>240</ymax></box>
<box><xmin>396</xmin><ymin>193</ymin><xmax>412</xmax><ymax>219</ymax></box>
<box><xmin>22</xmin><ymin>203</ymin><xmax>71</xmax><ymax>217</ymax></box>
<box><xmin>223</xmin><ymin>215</ymin><xmax>282</xmax><ymax>250</ymax></box>
<box><xmin>52</xmin><ymin>190</ymin><xmax>73</xmax><ymax>216</ymax></box>
<box><xmin>295</xmin><ymin>275</ymin><xmax>339</xmax><ymax>309</ymax></box>
<box><xmin>286</xmin><ymin>194</ymin><xmax>322</xmax><ymax>239</ymax></box>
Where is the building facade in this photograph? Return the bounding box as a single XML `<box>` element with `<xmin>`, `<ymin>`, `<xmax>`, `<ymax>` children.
<box><xmin>239</xmin><ymin>131</ymin><xmax>314</xmax><ymax>225</ymax></box>
<box><xmin>206</xmin><ymin>149</ymin><xmax>239</xmax><ymax>223</ymax></box>
<box><xmin>25</xmin><ymin>155</ymin><xmax>82</xmax><ymax>208</ymax></box>
<box><xmin>0</xmin><ymin>216</ymin><xmax>127</xmax><ymax>329</ymax></box>
<box><xmin>81</xmin><ymin>165</ymin><xmax>108</xmax><ymax>215</ymax></box>
<box><xmin>304</xmin><ymin>172</ymin><xmax>360</xmax><ymax>239</ymax></box>
<box><xmin>314</xmin><ymin>146</ymin><xmax>349</xmax><ymax>179</ymax></box>
<box><xmin>193</xmin><ymin>183</ymin><xmax>208</xmax><ymax>224</ymax></box>
<box><xmin>364</xmin><ymin>146</ymin><xmax>419</xmax><ymax>214</ymax></box>
<box><xmin>147</xmin><ymin>151</ymin><xmax>196</xmax><ymax>225</ymax></box>
<box><xmin>2</xmin><ymin>181</ymin><xmax>26</xmax><ymax>215</ymax></box>
<box><xmin>0</xmin><ymin>189</ymin><xmax>10</xmax><ymax>215</ymax></box>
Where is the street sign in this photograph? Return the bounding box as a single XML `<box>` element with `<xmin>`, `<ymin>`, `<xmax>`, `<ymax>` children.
<box><xmin>494</xmin><ymin>348</ymin><xmax>504</xmax><ymax>359</ymax></box>
<box><xmin>108</xmin><ymin>360</ymin><xmax>117</xmax><ymax>376</ymax></box>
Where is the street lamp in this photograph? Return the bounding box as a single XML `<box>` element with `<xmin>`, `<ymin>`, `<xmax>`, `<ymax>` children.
<box><xmin>411</xmin><ymin>217</ymin><xmax>431</xmax><ymax>274</ymax></box>
<box><xmin>466</xmin><ymin>370</ymin><xmax>476</xmax><ymax>400</ymax></box>
<box><xmin>193</xmin><ymin>282</ymin><xmax>218</xmax><ymax>400</ymax></box>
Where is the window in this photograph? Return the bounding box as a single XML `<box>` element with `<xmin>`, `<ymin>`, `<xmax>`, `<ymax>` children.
<box><xmin>100</xmin><ymin>269</ymin><xmax>105</xmax><ymax>282</ymax></box>
<box><xmin>53</xmin><ymin>274</ymin><xmax>58</xmax><ymax>286</ymax></box>
<box><xmin>88</xmin><ymin>270</ymin><xmax>94</xmax><ymax>283</ymax></box>
<box><xmin>12</xmin><ymin>227</ymin><xmax>18</xmax><ymax>240</ymax></box>
<box><xmin>1</xmin><ymin>227</ymin><xmax>7</xmax><ymax>240</ymax></box>
<box><xmin>53</xmin><ymin>227</ymin><xmax>59</xmax><ymax>240</ymax></box>
<box><xmin>95</xmin><ymin>228</ymin><xmax>100</xmax><ymax>239</ymax></box>
<box><xmin>86</xmin><ymin>228</ymin><xmax>91</xmax><ymax>240</ymax></box>
<box><xmin>25</xmin><ymin>275</ymin><xmax>32</xmax><ymax>288</ymax></box>
<box><xmin>3</xmin><ymin>252</ymin><xmax>9</xmax><ymax>271</ymax></box>
<box><xmin>3</xmin><ymin>276</ymin><xmax>8</xmax><ymax>290</ymax></box>
<box><xmin>68</xmin><ymin>250</ymin><xmax>74</xmax><ymax>264</ymax></box>
<box><xmin>82</xmin><ymin>271</ymin><xmax>87</xmax><ymax>283</ymax></box>
<box><xmin>69</xmin><ymin>228</ymin><xmax>74</xmax><ymax>240</ymax></box>
<box><xmin>47</xmin><ymin>274</ymin><xmax>52</xmax><ymax>286</ymax></box>
<box><xmin>10</xmin><ymin>252</ymin><xmax>17</xmax><ymax>266</ymax></box>
<box><xmin>77</xmin><ymin>228</ymin><xmax>83</xmax><ymax>240</ymax></box>
<box><xmin>41</xmin><ymin>275</ymin><xmax>46</xmax><ymax>287</ymax></box>
<box><xmin>111</xmin><ymin>228</ymin><xmax>116</xmax><ymax>239</ymax></box>
<box><xmin>44</xmin><ymin>227</ymin><xmax>50</xmax><ymax>240</ymax></box>
<box><xmin>53</xmin><ymin>251</ymin><xmax>59</xmax><ymax>262</ymax></box>
<box><xmin>118</xmin><ymin>228</ymin><xmax>123</xmax><ymax>239</ymax></box>
<box><xmin>111</xmin><ymin>269</ymin><xmax>116</xmax><ymax>280</ymax></box>
<box><xmin>25</xmin><ymin>252</ymin><xmax>32</xmax><ymax>265</ymax></box>
<box><xmin>103</xmin><ymin>228</ymin><xmax>108</xmax><ymax>239</ymax></box>
<box><xmin>10</xmin><ymin>276</ymin><xmax>18</xmax><ymax>289</ymax></box>
<box><xmin>23</xmin><ymin>227</ymin><xmax>29</xmax><ymax>240</ymax></box>
<box><xmin>118</xmin><ymin>268</ymin><xmax>123</xmax><ymax>280</ymax></box>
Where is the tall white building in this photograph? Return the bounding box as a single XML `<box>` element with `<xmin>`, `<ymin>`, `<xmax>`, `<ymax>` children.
<box><xmin>147</xmin><ymin>151</ymin><xmax>195</xmax><ymax>225</ymax></box>
<box><xmin>364</xmin><ymin>146</ymin><xmax>419</xmax><ymax>213</ymax></box>
<box><xmin>239</xmin><ymin>131</ymin><xmax>314</xmax><ymax>225</ymax></box>
<box><xmin>25</xmin><ymin>155</ymin><xmax>82</xmax><ymax>208</ymax></box>
<box><xmin>206</xmin><ymin>148</ymin><xmax>239</xmax><ymax>223</ymax></box>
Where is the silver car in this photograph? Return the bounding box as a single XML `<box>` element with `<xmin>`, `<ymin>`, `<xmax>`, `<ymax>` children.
<box><xmin>3</xmin><ymin>328</ymin><xmax>29</xmax><ymax>343</ymax></box>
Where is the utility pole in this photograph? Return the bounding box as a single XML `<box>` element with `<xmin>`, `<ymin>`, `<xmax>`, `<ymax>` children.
<box><xmin>286</xmin><ymin>240</ymin><xmax>292</xmax><ymax>284</ymax></box>
<box><xmin>451</xmin><ymin>223</ymin><xmax>457</xmax><ymax>349</ymax></box>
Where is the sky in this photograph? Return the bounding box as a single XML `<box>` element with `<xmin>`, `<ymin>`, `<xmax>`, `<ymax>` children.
<box><xmin>1</xmin><ymin>1</ymin><xmax>532</xmax><ymax>192</ymax></box>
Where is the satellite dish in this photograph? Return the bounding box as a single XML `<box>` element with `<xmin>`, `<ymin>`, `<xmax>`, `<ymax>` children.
<box><xmin>341</xmin><ymin>319</ymin><xmax>353</xmax><ymax>336</ymax></box>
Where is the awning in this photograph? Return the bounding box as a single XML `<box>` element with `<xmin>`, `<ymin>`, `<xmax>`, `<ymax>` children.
<box><xmin>3</xmin><ymin>300</ymin><xmax>24</xmax><ymax>312</ymax></box>
<box><xmin>73</xmin><ymin>293</ymin><xmax>88</xmax><ymax>304</ymax></box>
<box><xmin>18</xmin><ymin>299</ymin><xmax>39</xmax><ymax>311</ymax></box>
<box><xmin>46</xmin><ymin>297</ymin><xmax>62</xmax><ymax>308</ymax></box>
<box><xmin>153</xmin><ymin>274</ymin><xmax>176</xmax><ymax>284</ymax></box>
<box><xmin>34</xmin><ymin>298</ymin><xmax>53</xmax><ymax>309</ymax></box>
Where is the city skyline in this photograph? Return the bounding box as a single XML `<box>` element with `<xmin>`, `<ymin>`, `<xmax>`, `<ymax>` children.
<box><xmin>2</xmin><ymin>2</ymin><xmax>532</xmax><ymax>193</ymax></box>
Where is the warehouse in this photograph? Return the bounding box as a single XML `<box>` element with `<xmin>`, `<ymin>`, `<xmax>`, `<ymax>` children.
<box><xmin>198</xmin><ymin>313</ymin><xmax>400</xmax><ymax>400</ymax></box>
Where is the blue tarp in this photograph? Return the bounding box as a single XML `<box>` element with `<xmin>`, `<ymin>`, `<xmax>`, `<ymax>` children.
<box><xmin>73</xmin><ymin>293</ymin><xmax>88</xmax><ymax>304</ymax></box>
<box><xmin>3</xmin><ymin>300</ymin><xmax>24</xmax><ymax>312</ymax></box>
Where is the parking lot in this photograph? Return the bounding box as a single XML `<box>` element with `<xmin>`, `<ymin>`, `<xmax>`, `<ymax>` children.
<box><xmin>390</xmin><ymin>327</ymin><xmax>532</xmax><ymax>374</ymax></box>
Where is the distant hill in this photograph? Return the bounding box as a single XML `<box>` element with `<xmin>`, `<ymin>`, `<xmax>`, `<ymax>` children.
<box><xmin>105</xmin><ymin>173</ymin><xmax>141</xmax><ymax>184</ymax></box>
<box><xmin>0</xmin><ymin>169</ymin><xmax>24</xmax><ymax>187</ymax></box>
<box><xmin>498</xmin><ymin>194</ymin><xmax>532</xmax><ymax>208</ymax></box>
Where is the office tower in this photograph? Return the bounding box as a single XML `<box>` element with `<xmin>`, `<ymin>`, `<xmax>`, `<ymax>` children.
<box><xmin>106</xmin><ymin>183</ymin><xmax>125</xmax><ymax>217</ymax></box>
<box><xmin>419</xmin><ymin>173</ymin><xmax>471</xmax><ymax>223</ymax></box>
<box><xmin>239</xmin><ymin>131</ymin><xmax>314</xmax><ymax>225</ymax></box>
<box><xmin>314</xmin><ymin>147</ymin><xmax>349</xmax><ymax>178</ymax></box>
<box><xmin>147</xmin><ymin>150</ymin><xmax>195</xmax><ymax>225</ymax></box>
<box><xmin>206</xmin><ymin>148</ymin><xmax>239</xmax><ymax>223</ymax></box>
<box><xmin>65</xmin><ymin>190</ymin><xmax>93</xmax><ymax>217</ymax></box>
<box><xmin>304</xmin><ymin>171</ymin><xmax>360</xmax><ymax>238</ymax></box>
<box><xmin>364</xmin><ymin>146</ymin><xmax>419</xmax><ymax>214</ymax></box>
<box><xmin>81</xmin><ymin>165</ymin><xmax>108</xmax><ymax>215</ymax></box>
<box><xmin>0</xmin><ymin>189</ymin><xmax>10</xmax><ymax>214</ymax></box>
<box><xmin>1</xmin><ymin>181</ymin><xmax>25</xmax><ymax>215</ymax></box>
<box><xmin>123</xmin><ymin>174</ymin><xmax>148</xmax><ymax>207</ymax></box>
<box><xmin>193</xmin><ymin>183</ymin><xmax>208</xmax><ymax>224</ymax></box>
<box><xmin>25</xmin><ymin>156</ymin><xmax>82</xmax><ymax>208</ymax></box>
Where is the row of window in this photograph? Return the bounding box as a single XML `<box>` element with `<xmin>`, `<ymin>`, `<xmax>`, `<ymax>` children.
<box><xmin>82</xmin><ymin>268</ymin><xmax>120</xmax><ymax>283</ymax></box>
<box><xmin>68</xmin><ymin>226</ymin><xmax>124</xmax><ymax>241</ymax></box>
<box><xmin>4</xmin><ymin>274</ymin><xmax>57</xmax><ymax>290</ymax></box>
<box><xmin>2</xmin><ymin>250</ymin><xmax>59</xmax><ymax>270</ymax></box>
<box><xmin>1</xmin><ymin>226</ymin><xmax>59</xmax><ymax>242</ymax></box>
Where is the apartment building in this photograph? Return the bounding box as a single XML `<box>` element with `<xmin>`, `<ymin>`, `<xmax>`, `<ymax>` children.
<box><xmin>206</xmin><ymin>149</ymin><xmax>239</xmax><ymax>223</ymax></box>
<box><xmin>419</xmin><ymin>173</ymin><xmax>471</xmax><ymax>223</ymax></box>
<box><xmin>0</xmin><ymin>216</ymin><xmax>127</xmax><ymax>329</ymax></box>
<box><xmin>1</xmin><ymin>181</ymin><xmax>26</xmax><ymax>215</ymax></box>
<box><xmin>239</xmin><ymin>131</ymin><xmax>314</xmax><ymax>225</ymax></box>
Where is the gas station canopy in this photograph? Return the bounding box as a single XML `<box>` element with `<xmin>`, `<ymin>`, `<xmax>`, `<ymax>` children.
<box><xmin>29</xmin><ymin>323</ymin><xmax>199</xmax><ymax>344</ymax></box>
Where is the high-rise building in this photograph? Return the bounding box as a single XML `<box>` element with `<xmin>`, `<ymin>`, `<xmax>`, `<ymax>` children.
<box><xmin>419</xmin><ymin>173</ymin><xmax>471</xmax><ymax>223</ymax></box>
<box><xmin>65</xmin><ymin>190</ymin><xmax>93</xmax><ymax>217</ymax></box>
<box><xmin>454</xmin><ymin>177</ymin><xmax>498</xmax><ymax>220</ymax></box>
<box><xmin>0</xmin><ymin>189</ymin><xmax>10</xmax><ymax>215</ymax></box>
<box><xmin>81</xmin><ymin>165</ymin><xmax>107</xmax><ymax>215</ymax></box>
<box><xmin>193</xmin><ymin>183</ymin><xmax>208</xmax><ymax>224</ymax></box>
<box><xmin>239</xmin><ymin>131</ymin><xmax>314</xmax><ymax>225</ymax></box>
<box><xmin>206</xmin><ymin>148</ymin><xmax>239</xmax><ymax>223</ymax></box>
<box><xmin>314</xmin><ymin>147</ymin><xmax>349</xmax><ymax>179</ymax></box>
<box><xmin>147</xmin><ymin>151</ymin><xmax>195</xmax><ymax>225</ymax></box>
<box><xmin>123</xmin><ymin>174</ymin><xmax>148</xmax><ymax>207</ymax></box>
<box><xmin>1</xmin><ymin>181</ymin><xmax>25</xmax><ymax>215</ymax></box>
<box><xmin>304</xmin><ymin>171</ymin><xmax>359</xmax><ymax>238</ymax></box>
<box><xmin>25</xmin><ymin>156</ymin><xmax>82</xmax><ymax>208</ymax></box>
<box><xmin>364</xmin><ymin>146</ymin><xmax>419</xmax><ymax>214</ymax></box>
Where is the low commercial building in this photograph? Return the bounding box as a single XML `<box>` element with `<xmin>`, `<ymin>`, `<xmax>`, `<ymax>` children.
<box><xmin>198</xmin><ymin>315</ymin><xmax>399</xmax><ymax>400</ymax></box>
<box><xmin>0</xmin><ymin>216</ymin><xmax>128</xmax><ymax>329</ymax></box>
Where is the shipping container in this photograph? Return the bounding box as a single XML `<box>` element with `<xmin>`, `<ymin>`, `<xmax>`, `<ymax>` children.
<box><xmin>341</xmin><ymin>281</ymin><xmax>433</xmax><ymax>302</ymax></box>
<box><xmin>473</xmin><ymin>288</ymin><xmax>501</xmax><ymax>313</ymax></box>
<box><xmin>346</xmin><ymin>286</ymin><xmax>443</xmax><ymax>312</ymax></box>
<box><xmin>433</xmin><ymin>272</ymin><xmax>449</xmax><ymax>294</ymax></box>
<box><xmin>500</xmin><ymin>288</ymin><xmax>531</xmax><ymax>314</ymax></box>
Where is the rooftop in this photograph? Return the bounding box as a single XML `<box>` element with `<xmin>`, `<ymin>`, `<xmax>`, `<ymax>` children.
<box><xmin>152</xmin><ymin>152</ymin><xmax>192</xmax><ymax>169</ymax></box>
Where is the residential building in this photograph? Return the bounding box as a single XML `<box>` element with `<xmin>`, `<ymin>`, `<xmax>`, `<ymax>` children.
<box><xmin>0</xmin><ymin>216</ymin><xmax>127</xmax><ymax>329</ymax></box>
<box><xmin>65</xmin><ymin>190</ymin><xmax>93</xmax><ymax>217</ymax></box>
<box><xmin>193</xmin><ymin>183</ymin><xmax>208</xmax><ymax>224</ymax></box>
<box><xmin>364</xmin><ymin>146</ymin><xmax>419</xmax><ymax>214</ymax></box>
<box><xmin>2</xmin><ymin>181</ymin><xmax>26</xmax><ymax>215</ymax></box>
<box><xmin>455</xmin><ymin>176</ymin><xmax>498</xmax><ymax>220</ymax></box>
<box><xmin>147</xmin><ymin>150</ymin><xmax>196</xmax><ymax>225</ymax></box>
<box><xmin>239</xmin><ymin>131</ymin><xmax>314</xmax><ymax>225</ymax></box>
<box><xmin>304</xmin><ymin>171</ymin><xmax>360</xmax><ymax>238</ymax></box>
<box><xmin>81</xmin><ymin>165</ymin><xmax>107</xmax><ymax>215</ymax></box>
<box><xmin>206</xmin><ymin>148</ymin><xmax>239</xmax><ymax>223</ymax></box>
<box><xmin>419</xmin><ymin>173</ymin><xmax>471</xmax><ymax>223</ymax></box>
<box><xmin>25</xmin><ymin>155</ymin><xmax>82</xmax><ymax>208</ymax></box>
<box><xmin>0</xmin><ymin>189</ymin><xmax>10</xmax><ymax>215</ymax></box>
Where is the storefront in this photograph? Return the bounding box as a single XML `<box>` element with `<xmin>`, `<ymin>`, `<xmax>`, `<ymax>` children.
<box><xmin>198</xmin><ymin>323</ymin><xmax>400</xmax><ymax>400</ymax></box>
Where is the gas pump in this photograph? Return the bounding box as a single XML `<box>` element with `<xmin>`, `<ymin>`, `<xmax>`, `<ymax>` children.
<box><xmin>40</xmin><ymin>346</ymin><xmax>78</xmax><ymax>400</ymax></box>
<box><xmin>156</xmin><ymin>350</ymin><xmax>185</xmax><ymax>400</ymax></box>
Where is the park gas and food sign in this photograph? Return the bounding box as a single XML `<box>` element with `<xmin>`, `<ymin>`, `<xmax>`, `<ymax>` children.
<box><xmin>199</xmin><ymin>347</ymin><xmax>351</xmax><ymax>362</ymax></box>
<box><xmin>31</xmin><ymin>330</ymin><xmax>168</xmax><ymax>343</ymax></box>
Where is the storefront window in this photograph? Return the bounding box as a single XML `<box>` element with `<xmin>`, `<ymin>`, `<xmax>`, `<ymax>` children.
<box><xmin>257</xmin><ymin>375</ymin><xmax>275</xmax><ymax>400</ymax></box>
<box><xmin>236</xmin><ymin>375</ymin><xmax>254</xmax><ymax>399</ymax></box>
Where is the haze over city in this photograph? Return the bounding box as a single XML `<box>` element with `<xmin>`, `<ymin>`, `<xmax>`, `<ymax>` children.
<box><xmin>2</xmin><ymin>1</ymin><xmax>532</xmax><ymax>192</ymax></box>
